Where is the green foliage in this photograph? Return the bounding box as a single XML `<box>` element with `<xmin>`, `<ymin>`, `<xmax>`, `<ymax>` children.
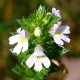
<box><xmin>17</xmin><ymin>6</ymin><xmax>59</xmax><ymax>33</ymax></box>
<box><xmin>12</xmin><ymin>64</ymin><xmax>49</xmax><ymax>80</ymax></box>
<box><xmin>61</xmin><ymin>48</ymin><xmax>70</xmax><ymax>55</ymax></box>
<box><xmin>12</xmin><ymin>64</ymin><xmax>35</xmax><ymax>77</ymax></box>
<box><xmin>34</xmin><ymin>67</ymin><xmax>49</xmax><ymax>80</ymax></box>
<box><xmin>11</xmin><ymin>5</ymin><xmax>69</xmax><ymax>80</ymax></box>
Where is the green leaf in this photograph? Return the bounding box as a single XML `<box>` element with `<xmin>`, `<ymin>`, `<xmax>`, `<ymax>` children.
<box><xmin>61</xmin><ymin>48</ymin><xmax>70</xmax><ymax>55</ymax></box>
<box><xmin>12</xmin><ymin>64</ymin><xmax>35</xmax><ymax>77</ymax></box>
<box><xmin>36</xmin><ymin>5</ymin><xmax>46</xmax><ymax>20</ymax></box>
<box><xmin>17</xmin><ymin>18</ymin><xmax>34</xmax><ymax>32</ymax></box>
<box><xmin>34</xmin><ymin>67</ymin><xmax>49</xmax><ymax>80</ymax></box>
<box><xmin>47</xmin><ymin>16</ymin><xmax>59</xmax><ymax>29</ymax></box>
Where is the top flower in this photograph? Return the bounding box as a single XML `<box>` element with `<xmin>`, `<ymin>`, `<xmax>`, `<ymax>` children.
<box><xmin>26</xmin><ymin>44</ymin><xmax>50</xmax><ymax>72</ymax></box>
<box><xmin>9</xmin><ymin>27</ymin><xmax>29</xmax><ymax>54</ymax></box>
<box><xmin>49</xmin><ymin>22</ymin><xmax>70</xmax><ymax>46</ymax></box>
<box><xmin>52</xmin><ymin>8</ymin><xmax>61</xmax><ymax>18</ymax></box>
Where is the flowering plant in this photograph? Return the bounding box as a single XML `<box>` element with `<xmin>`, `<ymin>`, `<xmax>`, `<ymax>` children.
<box><xmin>9</xmin><ymin>5</ymin><xmax>70</xmax><ymax>80</ymax></box>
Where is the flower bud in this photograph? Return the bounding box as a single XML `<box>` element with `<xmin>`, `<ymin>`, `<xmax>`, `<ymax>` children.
<box><xmin>34</xmin><ymin>27</ymin><xmax>41</xmax><ymax>37</ymax></box>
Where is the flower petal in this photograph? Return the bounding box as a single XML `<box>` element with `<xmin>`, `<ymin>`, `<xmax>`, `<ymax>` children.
<box><xmin>34</xmin><ymin>61</ymin><xmax>42</xmax><ymax>72</ymax></box>
<box><xmin>57</xmin><ymin>21</ymin><xmax>62</xmax><ymax>26</ymax></box>
<box><xmin>54</xmin><ymin>34</ymin><xmax>64</xmax><ymax>45</ymax></box>
<box><xmin>26</xmin><ymin>55</ymin><xmax>36</xmax><ymax>68</ymax></box>
<box><xmin>42</xmin><ymin>57</ymin><xmax>50</xmax><ymax>68</ymax></box>
<box><xmin>62</xmin><ymin>26</ymin><xmax>70</xmax><ymax>34</ymax></box>
<box><xmin>17</xmin><ymin>27</ymin><xmax>21</xmax><ymax>33</ymax></box>
<box><xmin>20</xmin><ymin>30</ymin><xmax>26</xmax><ymax>37</ymax></box>
<box><xmin>22</xmin><ymin>39</ymin><xmax>28</xmax><ymax>52</ymax></box>
<box><xmin>13</xmin><ymin>43</ymin><xmax>22</xmax><ymax>54</ymax></box>
<box><xmin>57</xmin><ymin>26</ymin><xmax>70</xmax><ymax>34</ymax></box>
<box><xmin>52</xmin><ymin>8</ymin><xmax>61</xmax><ymax>18</ymax></box>
<box><xmin>49</xmin><ymin>22</ymin><xmax>61</xmax><ymax>35</ymax></box>
<box><xmin>61</xmin><ymin>34</ymin><xmax>70</xmax><ymax>43</ymax></box>
<box><xmin>9</xmin><ymin>34</ymin><xmax>20</xmax><ymax>45</ymax></box>
<box><xmin>52</xmin><ymin>8</ymin><xmax>57</xmax><ymax>15</ymax></box>
<box><xmin>34</xmin><ymin>44</ymin><xmax>43</xmax><ymax>55</ymax></box>
<box><xmin>56</xmin><ymin>10</ymin><xmax>61</xmax><ymax>18</ymax></box>
<box><xmin>49</xmin><ymin>24</ymin><xmax>58</xmax><ymax>34</ymax></box>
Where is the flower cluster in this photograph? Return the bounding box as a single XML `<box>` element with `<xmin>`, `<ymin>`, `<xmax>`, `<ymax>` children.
<box><xmin>9</xmin><ymin>6</ymin><xmax>70</xmax><ymax>73</ymax></box>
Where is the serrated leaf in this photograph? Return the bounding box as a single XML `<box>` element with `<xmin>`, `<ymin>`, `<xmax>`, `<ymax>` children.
<box><xmin>36</xmin><ymin>5</ymin><xmax>46</xmax><ymax>20</ymax></box>
<box><xmin>61</xmin><ymin>48</ymin><xmax>70</xmax><ymax>55</ymax></box>
<box><xmin>47</xmin><ymin>16</ymin><xmax>59</xmax><ymax>28</ymax></box>
<box><xmin>10</xmin><ymin>32</ymin><xmax>17</xmax><ymax>35</ymax></box>
<box><xmin>34</xmin><ymin>67</ymin><xmax>49</xmax><ymax>80</ymax></box>
<box><xmin>12</xmin><ymin>64</ymin><xmax>35</xmax><ymax>77</ymax></box>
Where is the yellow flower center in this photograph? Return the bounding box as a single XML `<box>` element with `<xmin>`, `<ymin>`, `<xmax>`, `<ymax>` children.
<box><xmin>36</xmin><ymin>56</ymin><xmax>42</xmax><ymax>61</ymax></box>
<box><xmin>56</xmin><ymin>31</ymin><xmax>61</xmax><ymax>35</ymax></box>
<box><xmin>20</xmin><ymin>37</ymin><xmax>26</xmax><ymax>43</ymax></box>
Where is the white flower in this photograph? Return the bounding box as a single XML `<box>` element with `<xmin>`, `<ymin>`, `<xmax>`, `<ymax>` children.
<box><xmin>34</xmin><ymin>27</ymin><xmax>41</xmax><ymax>37</ymax></box>
<box><xmin>49</xmin><ymin>22</ymin><xmax>70</xmax><ymax>46</ymax></box>
<box><xmin>26</xmin><ymin>44</ymin><xmax>50</xmax><ymax>72</ymax></box>
<box><xmin>52</xmin><ymin>8</ymin><xmax>61</xmax><ymax>18</ymax></box>
<box><xmin>9</xmin><ymin>27</ymin><xmax>29</xmax><ymax>54</ymax></box>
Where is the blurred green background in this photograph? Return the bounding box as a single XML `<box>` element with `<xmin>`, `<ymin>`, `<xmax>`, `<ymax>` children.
<box><xmin>0</xmin><ymin>0</ymin><xmax>80</xmax><ymax>80</ymax></box>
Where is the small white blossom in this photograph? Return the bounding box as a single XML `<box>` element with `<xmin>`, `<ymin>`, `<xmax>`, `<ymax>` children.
<box><xmin>9</xmin><ymin>27</ymin><xmax>29</xmax><ymax>54</ymax></box>
<box><xmin>26</xmin><ymin>44</ymin><xmax>50</xmax><ymax>72</ymax></box>
<box><xmin>34</xmin><ymin>27</ymin><xmax>41</xmax><ymax>37</ymax></box>
<box><xmin>52</xmin><ymin>8</ymin><xmax>61</xmax><ymax>18</ymax></box>
<box><xmin>49</xmin><ymin>22</ymin><xmax>70</xmax><ymax>46</ymax></box>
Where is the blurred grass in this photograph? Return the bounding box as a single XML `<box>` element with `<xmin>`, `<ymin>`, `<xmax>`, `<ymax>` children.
<box><xmin>0</xmin><ymin>0</ymin><xmax>80</xmax><ymax>80</ymax></box>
